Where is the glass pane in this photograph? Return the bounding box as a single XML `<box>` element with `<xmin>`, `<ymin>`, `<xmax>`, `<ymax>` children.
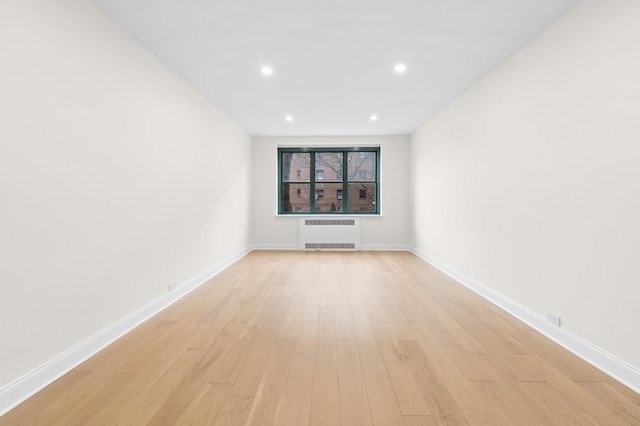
<box><xmin>282</xmin><ymin>183</ymin><xmax>310</xmax><ymax>212</ymax></box>
<box><xmin>348</xmin><ymin>183</ymin><xmax>376</xmax><ymax>212</ymax></box>
<box><xmin>315</xmin><ymin>152</ymin><xmax>343</xmax><ymax>182</ymax></box>
<box><xmin>315</xmin><ymin>183</ymin><xmax>344</xmax><ymax>213</ymax></box>
<box><xmin>282</xmin><ymin>152</ymin><xmax>310</xmax><ymax>182</ymax></box>
<box><xmin>347</xmin><ymin>151</ymin><xmax>376</xmax><ymax>181</ymax></box>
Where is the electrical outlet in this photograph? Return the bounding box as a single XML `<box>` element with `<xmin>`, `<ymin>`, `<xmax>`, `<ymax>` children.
<box><xmin>168</xmin><ymin>282</ymin><xmax>178</xmax><ymax>292</ymax></box>
<box><xmin>545</xmin><ymin>312</ymin><xmax>561</xmax><ymax>327</ymax></box>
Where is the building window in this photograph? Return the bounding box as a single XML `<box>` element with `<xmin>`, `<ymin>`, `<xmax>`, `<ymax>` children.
<box><xmin>279</xmin><ymin>147</ymin><xmax>379</xmax><ymax>215</ymax></box>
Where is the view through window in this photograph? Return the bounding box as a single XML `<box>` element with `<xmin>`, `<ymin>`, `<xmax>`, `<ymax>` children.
<box><xmin>279</xmin><ymin>148</ymin><xmax>379</xmax><ymax>214</ymax></box>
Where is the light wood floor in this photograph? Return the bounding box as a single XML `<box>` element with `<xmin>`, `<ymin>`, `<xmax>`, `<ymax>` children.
<box><xmin>2</xmin><ymin>251</ymin><xmax>639</xmax><ymax>425</ymax></box>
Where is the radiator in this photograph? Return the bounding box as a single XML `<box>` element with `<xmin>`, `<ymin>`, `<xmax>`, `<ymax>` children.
<box><xmin>298</xmin><ymin>218</ymin><xmax>361</xmax><ymax>250</ymax></box>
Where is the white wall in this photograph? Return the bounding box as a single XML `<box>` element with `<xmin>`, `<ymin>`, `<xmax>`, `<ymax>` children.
<box><xmin>252</xmin><ymin>136</ymin><xmax>411</xmax><ymax>249</ymax></box>
<box><xmin>0</xmin><ymin>0</ymin><xmax>252</xmax><ymax>389</ymax></box>
<box><xmin>411</xmin><ymin>0</ymin><xmax>640</xmax><ymax>371</ymax></box>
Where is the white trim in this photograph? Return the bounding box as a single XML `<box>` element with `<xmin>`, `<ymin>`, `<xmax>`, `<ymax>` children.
<box><xmin>361</xmin><ymin>244</ymin><xmax>412</xmax><ymax>251</ymax></box>
<box><xmin>0</xmin><ymin>246</ymin><xmax>253</xmax><ymax>417</ymax></box>
<box><xmin>410</xmin><ymin>248</ymin><xmax>640</xmax><ymax>395</ymax></box>
<box><xmin>252</xmin><ymin>243</ymin><xmax>411</xmax><ymax>252</ymax></box>
<box><xmin>274</xmin><ymin>214</ymin><xmax>385</xmax><ymax>219</ymax></box>
<box><xmin>251</xmin><ymin>243</ymin><xmax>298</xmax><ymax>251</ymax></box>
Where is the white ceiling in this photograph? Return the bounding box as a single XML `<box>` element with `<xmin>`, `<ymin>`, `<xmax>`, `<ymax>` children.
<box><xmin>89</xmin><ymin>0</ymin><xmax>579</xmax><ymax>136</ymax></box>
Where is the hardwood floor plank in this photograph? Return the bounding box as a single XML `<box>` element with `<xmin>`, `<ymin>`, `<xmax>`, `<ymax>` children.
<box><xmin>245</xmin><ymin>338</ymin><xmax>295</xmax><ymax>425</ymax></box>
<box><xmin>279</xmin><ymin>295</ymin><xmax>306</xmax><ymax>339</ymax></box>
<box><xmin>121</xmin><ymin>347</ymin><xmax>208</xmax><ymax>425</ymax></box>
<box><xmin>336</xmin><ymin>339</ymin><xmax>373</xmax><ymax>426</ymax></box>
<box><xmin>402</xmin><ymin>415</ymin><xmax>438</xmax><ymax>426</ymax></box>
<box><xmin>277</xmin><ymin>321</ymin><xmax>317</xmax><ymax>426</ymax></box>
<box><xmin>518</xmin><ymin>353</ymin><xmax>630</xmax><ymax>425</ymax></box>
<box><xmin>398</xmin><ymin>340</ymin><xmax>469</xmax><ymax>426</ymax></box>
<box><xmin>176</xmin><ymin>383</ymin><xmax>232</xmax><ymax>425</ymax></box>
<box><xmin>362</xmin><ymin>295</ymin><xmax>431</xmax><ymax>416</ymax></box>
<box><xmin>405</xmin><ymin>321</ymin><xmax>503</xmax><ymax>424</ymax></box>
<box><xmin>82</xmin><ymin>322</ymin><xmax>212</xmax><ymax>425</ymax></box>
<box><xmin>309</xmin><ymin>306</ymin><xmax>341</xmax><ymax>426</ymax></box>
<box><xmin>521</xmin><ymin>329</ymin><xmax>617</xmax><ymax>383</ymax></box>
<box><xmin>523</xmin><ymin>381</ymin><xmax>601</xmax><ymax>425</ymax></box>
<box><xmin>114</xmin><ymin>321</ymin><xmax>182</xmax><ymax>374</ymax></box>
<box><xmin>352</xmin><ymin>305</ymin><xmax>405</xmax><ymax>426</ymax></box>
<box><xmin>207</xmin><ymin>323</ymin><xmax>261</xmax><ymax>385</ymax></box>
<box><xmin>77</xmin><ymin>319</ymin><xmax>178</xmax><ymax>373</ymax></box>
<box><xmin>59</xmin><ymin>373</ymin><xmax>134</xmax><ymax>426</ymax></box>
<box><xmin>0</xmin><ymin>371</ymin><xmax>91</xmax><ymax>425</ymax></box>
<box><xmin>427</xmin><ymin>329</ymin><xmax>494</xmax><ymax>382</ymax></box>
<box><xmin>212</xmin><ymin>397</ymin><xmax>254</xmax><ymax>426</ymax></box>
<box><xmin>228</xmin><ymin>322</ymin><xmax>280</xmax><ymax>397</ymax></box>
<box><xmin>334</xmin><ymin>293</ymin><xmax>356</xmax><ymax>340</ymax></box>
<box><xmin>301</xmin><ymin>295</ymin><xmax>320</xmax><ymax>323</ymax></box>
<box><xmin>579</xmin><ymin>382</ymin><xmax>640</xmax><ymax>424</ymax></box>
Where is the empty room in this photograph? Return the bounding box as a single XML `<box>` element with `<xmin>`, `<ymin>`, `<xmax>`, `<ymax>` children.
<box><xmin>1</xmin><ymin>0</ymin><xmax>639</xmax><ymax>424</ymax></box>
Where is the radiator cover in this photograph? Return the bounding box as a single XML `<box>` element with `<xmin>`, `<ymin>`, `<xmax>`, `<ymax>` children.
<box><xmin>298</xmin><ymin>218</ymin><xmax>361</xmax><ymax>250</ymax></box>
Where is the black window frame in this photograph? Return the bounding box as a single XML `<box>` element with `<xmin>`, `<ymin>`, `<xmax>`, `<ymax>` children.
<box><xmin>278</xmin><ymin>147</ymin><xmax>380</xmax><ymax>215</ymax></box>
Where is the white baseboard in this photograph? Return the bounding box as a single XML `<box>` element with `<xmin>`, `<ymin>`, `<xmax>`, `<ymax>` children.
<box><xmin>251</xmin><ymin>243</ymin><xmax>298</xmax><ymax>251</ymax></box>
<box><xmin>360</xmin><ymin>244</ymin><xmax>412</xmax><ymax>251</ymax></box>
<box><xmin>252</xmin><ymin>243</ymin><xmax>411</xmax><ymax>251</ymax></box>
<box><xmin>410</xmin><ymin>248</ymin><xmax>640</xmax><ymax>395</ymax></box>
<box><xmin>0</xmin><ymin>246</ymin><xmax>253</xmax><ymax>417</ymax></box>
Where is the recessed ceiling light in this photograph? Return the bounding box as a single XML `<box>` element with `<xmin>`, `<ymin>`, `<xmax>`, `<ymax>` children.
<box><xmin>394</xmin><ymin>63</ymin><xmax>407</xmax><ymax>74</ymax></box>
<box><xmin>284</xmin><ymin>114</ymin><xmax>293</xmax><ymax>122</ymax></box>
<box><xmin>261</xmin><ymin>66</ymin><xmax>273</xmax><ymax>76</ymax></box>
<box><xmin>370</xmin><ymin>114</ymin><xmax>378</xmax><ymax>122</ymax></box>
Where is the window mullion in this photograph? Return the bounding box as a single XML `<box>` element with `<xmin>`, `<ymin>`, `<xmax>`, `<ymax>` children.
<box><xmin>310</xmin><ymin>151</ymin><xmax>316</xmax><ymax>213</ymax></box>
<box><xmin>342</xmin><ymin>150</ymin><xmax>349</xmax><ymax>213</ymax></box>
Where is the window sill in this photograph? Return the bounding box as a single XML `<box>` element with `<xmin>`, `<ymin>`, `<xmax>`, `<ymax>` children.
<box><xmin>275</xmin><ymin>213</ymin><xmax>383</xmax><ymax>218</ymax></box>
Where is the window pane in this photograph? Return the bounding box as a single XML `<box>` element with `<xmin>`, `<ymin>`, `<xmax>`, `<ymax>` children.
<box><xmin>347</xmin><ymin>152</ymin><xmax>376</xmax><ymax>181</ymax></box>
<box><xmin>282</xmin><ymin>152</ymin><xmax>310</xmax><ymax>182</ymax></box>
<box><xmin>348</xmin><ymin>183</ymin><xmax>376</xmax><ymax>212</ymax></box>
<box><xmin>282</xmin><ymin>183</ymin><xmax>310</xmax><ymax>212</ymax></box>
<box><xmin>315</xmin><ymin>152</ymin><xmax>343</xmax><ymax>182</ymax></box>
<box><xmin>315</xmin><ymin>183</ymin><xmax>343</xmax><ymax>213</ymax></box>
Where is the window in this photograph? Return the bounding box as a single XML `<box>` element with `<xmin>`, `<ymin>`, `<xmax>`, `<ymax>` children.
<box><xmin>279</xmin><ymin>147</ymin><xmax>379</xmax><ymax>214</ymax></box>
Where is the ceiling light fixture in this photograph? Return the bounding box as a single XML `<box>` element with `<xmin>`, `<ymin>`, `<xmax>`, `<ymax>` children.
<box><xmin>285</xmin><ymin>114</ymin><xmax>293</xmax><ymax>122</ymax></box>
<box><xmin>394</xmin><ymin>63</ymin><xmax>407</xmax><ymax>74</ymax></box>
<box><xmin>261</xmin><ymin>65</ymin><xmax>273</xmax><ymax>76</ymax></box>
<box><xmin>370</xmin><ymin>115</ymin><xmax>378</xmax><ymax>122</ymax></box>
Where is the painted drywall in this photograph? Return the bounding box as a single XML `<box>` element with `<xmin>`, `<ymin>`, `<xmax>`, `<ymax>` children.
<box><xmin>411</xmin><ymin>0</ymin><xmax>640</xmax><ymax>369</ymax></box>
<box><xmin>252</xmin><ymin>136</ymin><xmax>411</xmax><ymax>249</ymax></box>
<box><xmin>0</xmin><ymin>0</ymin><xmax>251</xmax><ymax>389</ymax></box>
